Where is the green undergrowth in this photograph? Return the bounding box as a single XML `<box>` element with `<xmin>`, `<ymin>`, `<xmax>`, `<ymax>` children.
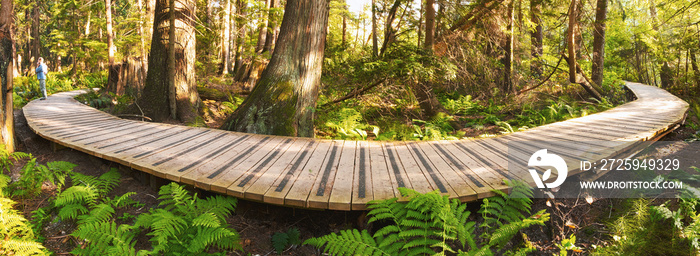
<box><xmin>13</xmin><ymin>71</ymin><xmax>107</xmax><ymax>108</ymax></box>
<box><xmin>305</xmin><ymin>180</ymin><xmax>554</xmax><ymax>255</ymax></box>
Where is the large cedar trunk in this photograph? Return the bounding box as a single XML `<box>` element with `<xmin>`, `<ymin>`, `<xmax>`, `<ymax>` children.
<box><xmin>106</xmin><ymin>58</ymin><xmax>147</xmax><ymax>97</ymax></box>
<box><xmin>137</xmin><ymin>0</ymin><xmax>200</xmax><ymax>122</ymax></box>
<box><xmin>591</xmin><ymin>0</ymin><xmax>608</xmax><ymax>88</ymax></box>
<box><xmin>223</xmin><ymin>0</ymin><xmax>330</xmax><ymax>137</ymax></box>
<box><xmin>0</xmin><ymin>0</ymin><xmax>15</xmax><ymax>152</ymax></box>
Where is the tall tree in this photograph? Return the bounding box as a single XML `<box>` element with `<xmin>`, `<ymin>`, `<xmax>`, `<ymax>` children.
<box><xmin>262</xmin><ymin>0</ymin><xmax>280</xmax><ymax>53</ymax></box>
<box><xmin>590</xmin><ymin>0</ymin><xmax>607</xmax><ymax>88</ymax></box>
<box><xmin>0</xmin><ymin>0</ymin><xmax>15</xmax><ymax>152</ymax></box>
<box><xmin>567</xmin><ymin>0</ymin><xmax>603</xmax><ymax>100</ymax></box>
<box><xmin>255</xmin><ymin>0</ymin><xmax>271</xmax><ymax>53</ymax></box>
<box><xmin>233</xmin><ymin>0</ymin><xmax>248</xmax><ymax>74</ymax></box>
<box><xmin>220</xmin><ymin>0</ymin><xmax>231</xmax><ymax>75</ymax></box>
<box><xmin>137</xmin><ymin>0</ymin><xmax>201</xmax><ymax>122</ymax></box>
<box><xmin>371</xmin><ymin>0</ymin><xmax>378</xmax><ymax>57</ymax></box>
<box><xmin>530</xmin><ymin>0</ymin><xmax>542</xmax><ymax>76</ymax></box>
<box><xmin>30</xmin><ymin>4</ymin><xmax>40</xmax><ymax>71</ymax></box>
<box><xmin>502</xmin><ymin>0</ymin><xmax>515</xmax><ymax>93</ymax></box>
<box><xmin>106</xmin><ymin>0</ymin><xmax>116</xmax><ymax>65</ymax></box>
<box><xmin>223</xmin><ymin>0</ymin><xmax>330</xmax><ymax>137</ymax></box>
<box><xmin>424</xmin><ymin>0</ymin><xmax>435</xmax><ymax>50</ymax></box>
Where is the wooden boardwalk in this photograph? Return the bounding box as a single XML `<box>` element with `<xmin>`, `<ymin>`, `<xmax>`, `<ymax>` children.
<box><xmin>23</xmin><ymin>82</ymin><xmax>689</xmax><ymax>210</ymax></box>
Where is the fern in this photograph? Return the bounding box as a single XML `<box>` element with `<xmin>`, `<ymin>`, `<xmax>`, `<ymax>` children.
<box><xmin>10</xmin><ymin>159</ymin><xmax>74</xmax><ymax>198</ymax></box>
<box><xmin>0</xmin><ymin>144</ymin><xmax>31</xmax><ymax>174</ymax></box>
<box><xmin>0</xmin><ymin>194</ymin><xmax>47</xmax><ymax>255</ymax></box>
<box><xmin>71</xmin><ymin>221</ymin><xmax>138</xmax><ymax>256</ymax></box>
<box><xmin>479</xmin><ymin>179</ymin><xmax>533</xmax><ymax>230</ymax></box>
<box><xmin>306</xmin><ymin>188</ymin><xmax>476</xmax><ymax>256</ymax></box>
<box><xmin>272</xmin><ymin>228</ymin><xmax>301</xmax><ymax>254</ymax></box>
<box><xmin>134</xmin><ymin>182</ymin><xmax>241</xmax><ymax>254</ymax></box>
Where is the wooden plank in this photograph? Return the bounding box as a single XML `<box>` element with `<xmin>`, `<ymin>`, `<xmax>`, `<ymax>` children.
<box><xmin>392</xmin><ymin>142</ymin><xmax>435</xmax><ymax>194</ymax></box>
<box><xmin>368</xmin><ymin>141</ymin><xmax>396</xmax><ymax>201</ymax></box>
<box><xmin>350</xmin><ymin>141</ymin><xmax>373</xmax><ymax>210</ymax></box>
<box><xmin>328</xmin><ymin>141</ymin><xmax>358</xmax><ymax>210</ymax></box>
<box><xmin>435</xmin><ymin>140</ymin><xmax>505</xmax><ymax>197</ymax></box>
<box><xmin>284</xmin><ymin>140</ymin><xmax>333</xmax><ymax>208</ymax></box>
<box><xmin>193</xmin><ymin>136</ymin><xmax>282</xmax><ymax>192</ymax></box>
<box><xmin>381</xmin><ymin>142</ymin><xmax>413</xmax><ymax>192</ymax></box>
<box><xmin>242</xmin><ymin>139</ymin><xmax>312</xmax><ymax>202</ymax></box>
<box><xmin>416</xmin><ymin>141</ymin><xmax>483</xmax><ymax>201</ymax></box>
<box><xmin>116</xmin><ymin>128</ymin><xmax>214</xmax><ymax>173</ymax></box>
<box><xmin>153</xmin><ymin>132</ymin><xmax>253</xmax><ymax>182</ymax></box>
<box><xmin>306</xmin><ymin>140</ymin><xmax>347</xmax><ymax>209</ymax></box>
<box><xmin>221</xmin><ymin>137</ymin><xmax>296</xmax><ymax>197</ymax></box>
<box><xmin>175</xmin><ymin>134</ymin><xmax>264</xmax><ymax>186</ymax></box>
<box><xmin>405</xmin><ymin>142</ymin><xmax>458</xmax><ymax>196</ymax></box>
<box><xmin>263</xmin><ymin>140</ymin><xmax>320</xmax><ymax>206</ymax></box>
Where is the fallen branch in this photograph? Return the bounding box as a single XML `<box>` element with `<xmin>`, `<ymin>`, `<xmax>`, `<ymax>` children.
<box><xmin>117</xmin><ymin>114</ymin><xmax>152</xmax><ymax>121</ymax></box>
<box><xmin>517</xmin><ymin>55</ymin><xmax>564</xmax><ymax>95</ymax></box>
<box><xmin>321</xmin><ymin>78</ymin><xmax>387</xmax><ymax>107</ymax></box>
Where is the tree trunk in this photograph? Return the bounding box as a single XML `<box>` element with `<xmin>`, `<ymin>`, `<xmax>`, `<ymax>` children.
<box><xmin>0</xmin><ymin>0</ymin><xmax>15</xmax><ymax>152</ymax></box>
<box><xmin>223</xmin><ymin>0</ymin><xmax>330</xmax><ymax>137</ymax></box>
<box><xmin>262</xmin><ymin>0</ymin><xmax>280</xmax><ymax>53</ymax></box>
<box><xmin>220</xmin><ymin>0</ymin><xmax>231</xmax><ymax>75</ymax></box>
<box><xmin>233</xmin><ymin>0</ymin><xmax>248</xmax><ymax>74</ymax></box>
<box><xmin>690</xmin><ymin>48</ymin><xmax>700</xmax><ymax>92</ymax></box>
<box><xmin>106</xmin><ymin>0</ymin><xmax>115</xmax><ymax>65</ymax></box>
<box><xmin>417</xmin><ymin>1</ymin><xmax>422</xmax><ymax>48</ymax></box>
<box><xmin>424</xmin><ymin>0</ymin><xmax>435</xmax><ymax>50</ymax></box>
<box><xmin>342</xmin><ymin>2</ymin><xmax>347</xmax><ymax>46</ymax></box>
<box><xmin>137</xmin><ymin>0</ymin><xmax>149</xmax><ymax>81</ymax></box>
<box><xmin>255</xmin><ymin>0</ymin><xmax>271</xmax><ymax>53</ymax></box>
<box><xmin>591</xmin><ymin>0</ymin><xmax>607</xmax><ymax>88</ymax></box>
<box><xmin>371</xmin><ymin>0</ymin><xmax>378</xmax><ymax>57</ymax></box>
<box><xmin>502</xmin><ymin>0</ymin><xmax>514</xmax><ymax>93</ymax></box>
<box><xmin>380</xmin><ymin>0</ymin><xmax>402</xmax><ymax>55</ymax></box>
<box><xmin>228</xmin><ymin>0</ymin><xmax>236</xmax><ymax>72</ymax></box>
<box><xmin>30</xmin><ymin>5</ymin><xmax>40</xmax><ymax>71</ymax></box>
<box><xmin>137</xmin><ymin>0</ymin><xmax>201</xmax><ymax>122</ymax></box>
<box><xmin>567</xmin><ymin>0</ymin><xmax>603</xmax><ymax>100</ymax></box>
<box><xmin>530</xmin><ymin>0</ymin><xmax>542</xmax><ymax>76</ymax></box>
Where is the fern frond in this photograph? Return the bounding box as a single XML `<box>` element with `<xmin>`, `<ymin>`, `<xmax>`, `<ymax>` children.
<box><xmin>304</xmin><ymin>229</ymin><xmax>391</xmax><ymax>256</ymax></box>
<box><xmin>57</xmin><ymin>203</ymin><xmax>89</xmax><ymax>220</ymax></box>
<box><xmin>71</xmin><ymin>221</ymin><xmax>136</xmax><ymax>256</ymax></box>
<box><xmin>77</xmin><ymin>203</ymin><xmax>115</xmax><ymax>225</ymax></box>
<box><xmin>55</xmin><ymin>185</ymin><xmax>98</xmax><ymax>208</ymax></box>
<box><xmin>157</xmin><ymin>182</ymin><xmax>193</xmax><ymax>211</ymax></box>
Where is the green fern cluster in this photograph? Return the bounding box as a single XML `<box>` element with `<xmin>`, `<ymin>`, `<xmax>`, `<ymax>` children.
<box><xmin>54</xmin><ymin>168</ymin><xmax>132</xmax><ymax>221</ymax></box>
<box><xmin>133</xmin><ymin>182</ymin><xmax>241</xmax><ymax>255</ymax></box>
<box><xmin>0</xmin><ymin>174</ymin><xmax>48</xmax><ymax>255</ymax></box>
<box><xmin>0</xmin><ymin>144</ymin><xmax>31</xmax><ymax>174</ymax></box>
<box><xmin>305</xmin><ymin>181</ymin><xmax>549</xmax><ymax>256</ymax></box>
<box><xmin>10</xmin><ymin>159</ymin><xmax>75</xmax><ymax>198</ymax></box>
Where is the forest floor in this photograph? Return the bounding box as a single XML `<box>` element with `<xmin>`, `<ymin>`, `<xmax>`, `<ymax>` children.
<box><xmin>10</xmin><ymin>106</ymin><xmax>700</xmax><ymax>255</ymax></box>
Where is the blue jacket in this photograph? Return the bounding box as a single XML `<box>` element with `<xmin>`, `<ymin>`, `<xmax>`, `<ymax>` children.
<box><xmin>36</xmin><ymin>63</ymin><xmax>48</xmax><ymax>80</ymax></box>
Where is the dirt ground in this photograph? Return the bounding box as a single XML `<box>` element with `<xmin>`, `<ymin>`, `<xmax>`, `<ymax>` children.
<box><xmin>11</xmin><ymin>107</ymin><xmax>700</xmax><ymax>255</ymax></box>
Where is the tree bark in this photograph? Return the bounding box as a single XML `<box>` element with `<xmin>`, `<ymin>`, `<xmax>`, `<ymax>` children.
<box><xmin>223</xmin><ymin>0</ymin><xmax>330</xmax><ymax>137</ymax></box>
<box><xmin>0</xmin><ymin>0</ymin><xmax>15</xmax><ymax>152</ymax></box>
<box><xmin>502</xmin><ymin>0</ymin><xmax>514</xmax><ymax>93</ymax></box>
<box><xmin>137</xmin><ymin>0</ymin><xmax>201</xmax><ymax>122</ymax></box>
<box><xmin>690</xmin><ymin>48</ymin><xmax>700</xmax><ymax>92</ymax></box>
<box><xmin>106</xmin><ymin>0</ymin><xmax>116</xmax><ymax>65</ymax></box>
<box><xmin>567</xmin><ymin>0</ymin><xmax>603</xmax><ymax>100</ymax></box>
<box><xmin>424</xmin><ymin>0</ymin><xmax>435</xmax><ymax>50</ymax></box>
<box><xmin>371</xmin><ymin>0</ymin><xmax>378</xmax><ymax>57</ymax></box>
<box><xmin>530</xmin><ymin>0</ymin><xmax>542</xmax><ymax>76</ymax></box>
<box><xmin>220</xmin><ymin>0</ymin><xmax>231</xmax><ymax>75</ymax></box>
<box><xmin>380</xmin><ymin>0</ymin><xmax>402</xmax><ymax>55</ymax></box>
<box><xmin>417</xmin><ymin>1</ymin><xmax>423</xmax><ymax>48</ymax></box>
<box><xmin>262</xmin><ymin>0</ymin><xmax>280</xmax><ymax>53</ymax></box>
<box><xmin>233</xmin><ymin>0</ymin><xmax>248</xmax><ymax>74</ymax></box>
<box><xmin>591</xmin><ymin>0</ymin><xmax>607</xmax><ymax>88</ymax></box>
<box><xmin>255</xmin><ymin>0</ymin><xmax>271</xmax><ymax>53</ymax></box>
<box><xmin>30</xmin><ymin>5</ymin><xmax>40</xmax><ymax>71</ymax></box>
<box><xmin>342</xmin><ymin>1</ymin><xmax>347</xmax><ymax>46</ymax></box>
<box><xmin>137</xmin><ymin>0</ymin><xmax>149</xmax><ymax>81</ymax></box>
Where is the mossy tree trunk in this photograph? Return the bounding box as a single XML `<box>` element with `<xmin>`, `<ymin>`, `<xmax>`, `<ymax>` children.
<box><xmin>222</xmin><ymin>0</ymin><xmax>330</xmax><ymax>137</ymax></box>
<box><xmin>0</xmin><ymin>0</ymin><xmax>16</xmax><ymax>152</ymax></box>
<box><xmin>137</xmin><ymin>0</ymin><xmax>200</xmax><ymax>122</ymax></box>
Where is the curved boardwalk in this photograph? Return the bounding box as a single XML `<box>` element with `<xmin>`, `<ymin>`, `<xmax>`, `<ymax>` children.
<box><xmin>23</xmin><ymin>82</ymin><xmax>688</xmax><ymax>210</ymax></box>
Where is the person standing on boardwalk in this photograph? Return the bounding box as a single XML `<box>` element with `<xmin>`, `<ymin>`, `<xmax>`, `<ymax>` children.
<box><xmin>36</xmin><ymin>57</ymin><xmax>48</xmax><ymax>100</ymax></box>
